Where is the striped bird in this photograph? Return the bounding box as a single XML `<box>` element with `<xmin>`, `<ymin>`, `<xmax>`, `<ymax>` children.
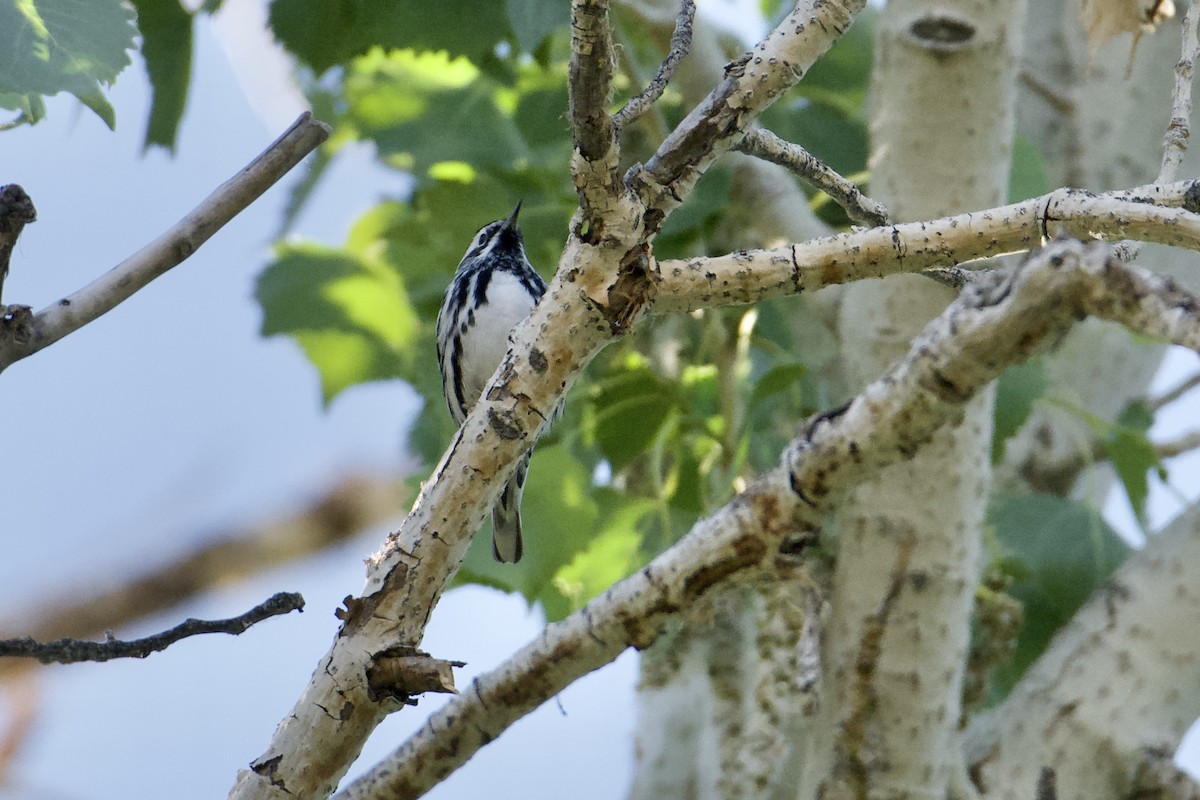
<box><xmin>435</xmin><ymin>202</ymin><xmax>549</xmax><ymax>562</ymax></box>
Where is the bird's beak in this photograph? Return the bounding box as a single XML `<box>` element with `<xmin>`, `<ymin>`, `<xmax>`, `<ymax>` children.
<box><xmin>503</xmin><ymin>200</ymin><xmax>523</xmax><ymax>231</ymax></box>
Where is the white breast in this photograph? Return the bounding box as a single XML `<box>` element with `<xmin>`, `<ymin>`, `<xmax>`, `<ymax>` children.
<box><xmin>458</xmin><ymin>271</ymin><xmax>539</xmax><ymax>407</ymax></box>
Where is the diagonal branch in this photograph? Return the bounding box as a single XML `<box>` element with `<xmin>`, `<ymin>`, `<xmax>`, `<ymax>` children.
<box><xmin>0</xmin><ymin>112</ymin><xmax>329</xmax><ymax>374</ymax></box>
<box><xmin>0</xmin><ymin>592</ymin><xmax>304</xmax><ymax>664</ymax></box>
<box><xmin>332</xmin><ymin>238</ymin><xmax>1200</xmax><ymax>800</ymax></box>
<box><xmin>734</xmin><ymin>127</ymin><xmax>890</xmax><ymax>227</ymax></box>
<box><xmin>612</xmin><ymin>0</ymin><xmax>696</xmax><ymax>131</ymax></box>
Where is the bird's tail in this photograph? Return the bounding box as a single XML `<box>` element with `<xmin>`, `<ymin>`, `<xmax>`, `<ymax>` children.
<box><xmin>491</xmin><ymin>454</ymin><xmax>530</xmax><ymax>563</ymax></box>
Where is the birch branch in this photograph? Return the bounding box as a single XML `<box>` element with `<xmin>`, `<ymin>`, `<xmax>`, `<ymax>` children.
<box><xmin>612</xmin><ymin>0</ymin><xmax>696</xmax><ymax>130</ymax></box>
<box><xmin>0</xmin><ymin>592</ymin><xmax>303</xmax><ymax>664</ymax></box>
<box><xmin>332</xmin><ymin>238</ymin><xmax>1200</xmax><ymax>800</ymax></box>
<box><xmin>651</xmin><ymin>181</ymin><xmax>1200</xmax><ymax>314</ymax></box>
<box><xmin>629</xmin><ymin>0</ymin><xmax>868</xmax><ymax>222</ymax></box>
<box><xmin>734</xmin><ymin>127</ymin><xmax>890</xmax><ymax>227</ymax></box>
<box><xmin>569</xmin><ymin>0</ymin><xmax>622</xmax><ymax>220</ymax></box>
<box><xmin>0</xmin><ymin>112</ymin><xmax>329</xmax><ymax>374</ymax></box>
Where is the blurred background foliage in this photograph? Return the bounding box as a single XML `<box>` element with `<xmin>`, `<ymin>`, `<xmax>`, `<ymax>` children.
<box><xmin>1</xmin><ymin>0</ymin><xmax>1169</xmax><ymax>707</ymax></box>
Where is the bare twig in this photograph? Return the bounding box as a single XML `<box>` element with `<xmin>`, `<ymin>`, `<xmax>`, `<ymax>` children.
<box><xmin>0</xmin><ymin>184</ymin><xmax>36</xmax><ymax>305</ymax></box>
<box><xmin>1019</xmin><ymin>71</ymin><xmax>1076</xmax><ymax>117</ymax></box>
<box><xmin>0</xmin><ymin>112</ymin><xmax>329</xmax><ymax>373</ymax></box>
<box><xmin>1148</xmin><ymin>369</ymin><xmax>1200</xmax><ymax>411</ymax></box>
<box><xmin>1155</xmin><ymin>429</ymin><xmax>1200</xmax><ymax>458</ymax></box>
<box><xmin>735</xmin><ymin>127</ymin><xmax>890</xmax><ymax>227</ymax></box>
<box><xmin>612</xmin><ymin>0</ymin><xmax>696</xmax><ymax>131</ymax></box>
<box><xmin>0</xmin><ymin>474</ymin><xmax>405</xmax><ymax>679</ymax></box>
<box><xmin>0</xmin><ymin>592</ymin><xmax>304</xmax><ymax>664</ymax></box>
<box><xmin>1159</xmin><ymin>1</ymin><xmax>1200</xmax><ymax>184</ymax></box>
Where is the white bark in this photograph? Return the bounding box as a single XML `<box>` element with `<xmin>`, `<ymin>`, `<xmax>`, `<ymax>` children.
<box><xmin>964</xmin><ymin>501</ymin><xmax>1200</xmax><ymax>800</ymax></box>
<box><xmin>801</xmin><ymin>3</ymin><xmax>1024</xmax><ymax>799</ymax></box>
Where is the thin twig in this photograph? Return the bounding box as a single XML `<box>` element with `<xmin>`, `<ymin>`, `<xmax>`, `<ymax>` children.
<box><xmin>613</xmin><ymin>0</ymin><xmax>696</xmax><ymax>131</ymax></box>
<box><xmin>1122</xmin><ymin>1</ymin><xmax>1200</xmax><ymax>264</ymax></box>
<box><xmin>1155</xmin><ymin>430</ymin><xmax>1200</xmax><ymax>459</ymax></box>
<box><xmin>0</xmin><ymin>112</ymin><xmax>330</xmax><ymax>373</ymax></box>
<box><xmin>1019</xmin><ymin>71</ymin><xmax>1076</xmax><ymax>117</ymax></box>
<box><xmin>1147</xmin><ymin>369</ymin><xmax>1200</xmax><ymax>411</ymax></box>
<box><xmin>0</xmin><ymin>184</ymin><xmax>37</xmax><ymax>305</ymax></box>
<box><xmin>735</xmin><ymin>127</ymin><xmax>890</xmax><ymax>227</ymax></box>
<box><xmin>1159</xmin><ymin>0</ymin><xmax>1200</xmax><ymax>184</ymax></box>
<box><xmin>0</xmin><ymin>474</ymin><xmax>406</xmax><ymax>680</ymax></box>
<box><xmin>0</xmin><ymin>592</ymin><xmax>304</xmax><ymax>664</ymax></box>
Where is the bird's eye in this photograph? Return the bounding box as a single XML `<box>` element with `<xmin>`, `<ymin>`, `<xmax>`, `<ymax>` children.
<box><xmin>477</xmin><ymin>232</ymin><xmax>488</xmax><ymax>246</ymax></box>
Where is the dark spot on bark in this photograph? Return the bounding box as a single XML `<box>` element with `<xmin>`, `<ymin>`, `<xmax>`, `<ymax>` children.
<box><xmin>909</xmin><ymin>14</ymin><xmax>976</xmax><ymax>49</ymax></box>
<box><xmin>529</xmin><ymin>347</ymin><xmax>549</xmax><ymax>374</ymax></box>
<box><xmin>250</xmin><ymin>755</ymin><xmax>287</xmax><ymax>789</ymax></box>
<box><xmin>1186</xmin><ymin>181</ymin><xmax>1200</xmax><ymax>214</ymax></box>
<box><xmin>487</xmin><ymin>407</ymin><xmax>524</xmax><ymax>440</ymax></box>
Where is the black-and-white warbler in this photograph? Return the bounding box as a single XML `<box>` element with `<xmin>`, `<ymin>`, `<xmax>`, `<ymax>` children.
<box><xmin>435</xmin><ymin>202</ymin><xmax>549</xmax><ymax>563</ymax></box>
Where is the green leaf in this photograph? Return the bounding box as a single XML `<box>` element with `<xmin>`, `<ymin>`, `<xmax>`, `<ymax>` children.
<box><xmin>505</xmin><ymin>0</ymin><xmax>570</xmax><ymax>54</ymax></box>
<box><xmin>587</xmin><ymin>364</ymin><xmax>678</xmax><ymax>472</ymax></box>
<box><xmin>1103</xmin><ymin>400</ymin><xmax>1162</xmax><ymax>525</ymax></box>
<box><xmin>992</xmin><ymin>359</ymin><xmax>1048</xmax><ymax>462</ymax></box>
<box><xmin>985</xmin><ymin>492</ymin><xmax>1130</xmax><ymax>703</ymax></box>
<box><xmin>1008</xmin><ymin>134</ymin><xmax>1049</xmax><ymax>204</ymax></box>
<box><xmin>0</xmin><ymin>0</ymin><xmax>137</xmax><ymax>129</ymax></box>
<box><xmin>130</xmin><ymin>0</ymin><xmax>193</xmax><ymax>151</ymax></box>
<box><xmin>454</xmin><ymin>444</ymin><xmax>600</xmax><ymax>606</ymax></box>
<box><xmin>343</xmin><ymin>50</ymin><xmax>527</xmax><ymax>175</ymax></box>
<box><xmin>750</xmin><ymin>363</ymin><xmax>808</xmax><ymax>408</ymax></box>
<box><xmin>546</xmin><ymin>491</ymin><xmax>654</xmax><ymax>620</ymax></box>
<box><xmin>255</xmin><ymin>241</ymin><xmax>419</xmax><ymax>403</ymax></box>
<box><xmin>268</xmin><ymin>0</ymin><xmax>513</xmax><ymax>74</ymax></box>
